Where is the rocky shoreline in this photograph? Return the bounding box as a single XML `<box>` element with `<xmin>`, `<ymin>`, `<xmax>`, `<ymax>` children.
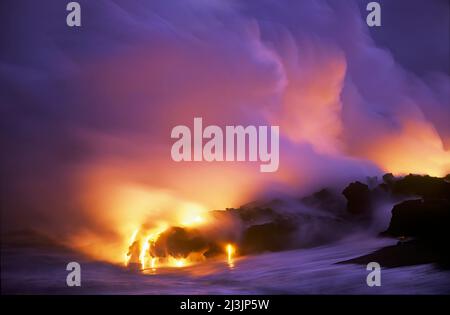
<box><xmin>135</xmin><ymin>173</ymin><xmax>450</xmax><ymax>269</ymax></box>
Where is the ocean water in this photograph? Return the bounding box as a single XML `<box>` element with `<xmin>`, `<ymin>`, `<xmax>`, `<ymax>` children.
<box><xmin>2</xmin><ymin>236</ymin><xmax>449</xmax><ymax>294</ymax></box>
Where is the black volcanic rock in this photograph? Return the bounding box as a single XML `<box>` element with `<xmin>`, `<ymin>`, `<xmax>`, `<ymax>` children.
<box><xmin>382</xmin><ymin>199</ymin><xmax>450</xmax><ymax>241</ymax></box>
<box><xmin>341</xmin><ymin>174</ymin><xmax>450</xmax><ymax>270</ymax></box>
<box><xmin>382</xmin><ymin>173</ymin><xmax>395</xmax><ymax>184</ymax></box>
<box><xmin>389</xmin><ymin>174</ymin><xmax>450</xmax><ymax>200</ymax></box>
<box><xmin>151</xmin><ymin>227</ymin><xmax>209</xmax><ymax>258</ymax></box>
<box><xmin>203</xmin><ymin>243</ymin><xmax>223</xmax><ymax>258</ymax></box>
<box><xmin>300</xmin><ymin>188</ymin><xmax>346</xmax><ymax>215</ymax></box>
<box><xmin>342</xmin><ymin>181</ymin><xmax>371</xmax><ymax>216</ymax></box>
<box><xmin>338</xmin><ymin>240</ymin><xmax>449</xmax><ymax>269</ymax></box>
<box><xmin>140</xmin><ymin>174</ymin><xmax>450</xmax><ymax>262</ymax></box>
<box><xmin>241</xmin><ymin>220</ymin><xmax>297</xmax><ymax>254</ymax></box>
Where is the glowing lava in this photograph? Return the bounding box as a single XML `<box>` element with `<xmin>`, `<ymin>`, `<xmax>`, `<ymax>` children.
<box><xmin>139</xmin><ymin>235</ymin><xmax>151</xmax><ymax>270</ymax></box>
<box><xmin>123</xmin><ymin>208</ymin><xmax>239</xmax><ymax>271</ymax></box>
<box><xmin>150</xmin><ymin>257</ymin><xmax>157</xmax><ymax>270</ymax></box>
<box><xmin>226</xmin><ymin>243</ymin><xmax>235</xmax><ymax>268</ymax></box>
<box><xmin>173</xmin><ymin>259</ymin><xmax>186</xmax><ymax>268</ymax></box>
<box><xmin>124</xmin><ymin>224</ymin><xmax>168</xmax><ymax>270</ymax></box>
<box><xmin>124</xmin><ymin>228</ymin><xmax>139</xmax><ymax>266</ymax></box>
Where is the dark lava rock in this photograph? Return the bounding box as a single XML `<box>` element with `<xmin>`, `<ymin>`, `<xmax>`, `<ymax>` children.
<box><xmin>241</xmin><ymin>220</ymin><xmax>297</xmax><ymax>254</ymax></box>
<box><xmin>382</xmin><ymin>173</ymin><xmax>395</xmax><ymax>185</ymax></box>
<box><xmin>337</xmin><ymin>239</ymin><xmax>449</xmax><ymax>269</ymax></box>
<box><xmin>151</xmin><ymin>227</ymin><xmax>209</xmax><ymax>258</ymax></box>
<box><xmin>354</xmin><ymin>196</ymin><xmax>450</xmax><ymax>269</ymax></box>
<box><xmin>389</xmin><ymin>174</ymin><xmax>450</xmax><ymax>200</ymax></box>
<box><xmin>342</xmin><ymin>181</ymin><xmax>372</xmax><ymax>216</ymax></box>
<box><xmin>382</xmin><ymin>199</ymin><xmax>450</xmax><ymax>241</ymax></box>
<box><xmin>203</xmin><ymin>243</ymin><xmax>223</xmax><ymax>258</ymax></box>
<box><xmin>300</xmin><ymin>188</ymin><xmax>346</xmax><ymax>215</ymax></box>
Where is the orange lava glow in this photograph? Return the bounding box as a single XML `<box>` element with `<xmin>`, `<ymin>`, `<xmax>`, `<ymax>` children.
<box><xmin>69</xmin><ymin>160</ymin><xmax>258</xmax><ymax>266</ymax></box>
<box><xmin>363</xmin><ymin>120</ymin><xmax>450</xmax><ymax>177</ymax></box>
<box><xmin>124</xmin><ymin>228</ymin><xmax>139</xmax><ymax>266</ymax></box>
<box><xmin>122</xmin><ymin>224</ymin><xmax>240</xmax><ymax>271</ymax></box>
<box><xmin>67</xmin><ymin>101</ymin><xmax>449</xmax><ymax>269</ymax></box>
<box><xmin>226</xmin><ymin>243</ymin><xmax>236</xmax><ymax>268</ymax></box>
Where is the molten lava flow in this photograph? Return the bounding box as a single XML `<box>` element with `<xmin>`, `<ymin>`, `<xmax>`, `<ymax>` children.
<box><xmin>124</xmin><ymin>226</ymin><xmax>241</xmax><ymax>271</ymax></box>
<box><xmin>175</xmin><ymin>260</ymin><xmax>184</xmax><ymax>267</ymax></box>
<box><xmin>124</xmin><ymin>228</ymin><xmax>139</xmax><ymax>266</ymax></box>
<box><xmin>226</xmin><ymin>243</ymin><xmax>235</xmax><ymax>268</ymax></box>
<box><xmin>150</xmin><ymin>257</ymin><xmax>157</xmax><ymax>270</ymax></box>
<box><xmin>124</xmin><ymin>224</ymin><xmax>169</xmax><ymax>270</ymax></box>
<box><xmin>170</xmin><ymin>258</ymin><xmax>188</xmax><ymax>268</ymax></box>
<box><xmin>119</xmin><ymin>189</ymin><xmax>242</xmax><ymax>272</ymax></box>
<box><xmin>121</xmin><ymin>201</ymin><xmax>216</xmax><ymax>271</ymax></box>
<box><xmin>139</xmin><ymin>235</ymin><xmax>151</xmax><ymax>270</ymax></box>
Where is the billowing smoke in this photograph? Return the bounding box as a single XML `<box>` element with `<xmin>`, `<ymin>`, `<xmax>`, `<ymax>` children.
<box><xmin>0</xmin><ymin>0</ymin><xmax>448</xmax><ymax>262</ymax></box>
